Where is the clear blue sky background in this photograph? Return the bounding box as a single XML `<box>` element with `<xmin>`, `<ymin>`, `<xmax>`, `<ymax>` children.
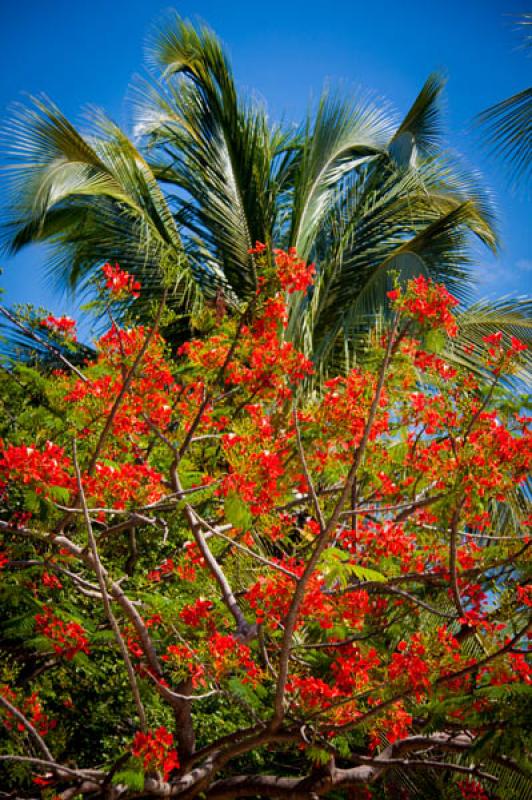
<box><xmin>1</xmin><ymin>0</ymin><xmax>530</xmax><ymax>324</ymax></box>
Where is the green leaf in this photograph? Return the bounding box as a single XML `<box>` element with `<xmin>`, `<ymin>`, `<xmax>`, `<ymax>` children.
<box><xmin>112</xmin><ymin>769</ymin><xmax>145</xmax><ymax>790</ymax></box>
<box><xmin>319</xmin><ymin>547</ymin><xmax>385</xmax><ymax>587</ymax></box>
<box><xmin>228</xmin><ymin>676</ymin><xmax>261</xmax><ymax>709</ymax></box>
<box><xmin>424</xmin><ymin>328</ymin><xmax>446</xmax><ymax>354</ymax></box>
<box><xmin>224</xmin><ymin>492</ymin><xmax>252</xmax><ymax>531</ymax></box>
<box><xmin>349</xmin><ymin>564</ymin><xmax>387</xmax><ymax>583</ymax></box>
<box><xmin>23</xmin><ymin>489</ymin><xmax>40</xmax><ymax>513</ymax></box>
<box><xmin>47</xmin><ymin>484</ymin><xmax>71</xmax><ymax>503</ymax></box>
<box><xmin>306</xmin><ymin>746</ymin><xmax>331</xmax><ymax>766</ymax></box>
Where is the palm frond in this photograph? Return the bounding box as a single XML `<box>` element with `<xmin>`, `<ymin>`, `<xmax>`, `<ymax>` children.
<box><xmin>477</xmin><ymin>88</ymin><xmax>532</xmax><ymax>190</ymax></box>
<box><xmin>135</xmin><ymin>13</ymin><xmax>281</xmax><ymax>299</ymax></box>
<box><xmin>389</xmin><ymin>72</ymin><xmax>446</xmax><ymax>165</ymax></box>
<box><xmin>1</xmin><ymin>95</ymin><xmax>197</xmax><ymax>323</ymax></box>
<box><xmin>289</xmin><ymin>153</ymin><xmax>497</xmax><ymax>374</ymax></box>
<box><xmin>446</xmin><ymin>295</ymin><xmax>532</xmax><ymax>386</ymax></box>
<box><xmin>287</xmin><ymin>90</ymin><xmax>394</xmax><ymax>256</ymax></box>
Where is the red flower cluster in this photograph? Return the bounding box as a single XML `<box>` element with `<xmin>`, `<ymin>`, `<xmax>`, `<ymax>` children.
<box><xmin>388</xmin><ymin>633</ymin><xmax>430</xmax><ymax>698</ymax></box>
<box><xmin>369</xmin><ymin>703</ymin><xmax>413</xmax><ymax>752</ymax></box>
<box><xmin>85</xmin><ymin>461</ymin><xmax>164</xmax><ymax>512</ymax></box>
<box><xmin>457</xmin><ymin>778</ymin><xmax>489</xmax><ymax>800</ymax></box>
<box><xmin>0</xmin><ymin>438</ymin><xmax>164</xmax><ymax>515</ymax></box>
<box><xmin>65</xmin><ymin>325</ymin><xmax>177</xmax><ymax>443</ymax></box>
<box><xmin>273</xmin><ymin>247</ymin><xmax>316</xmax><ymax>294</ymax></box>
<box><xmin>101</xmin><ymin>262</ymin><xmax>141</xmax><ymax>298</ymax></box>
<box><xmin>330</xmin><ymin>645</ymin><xmax>382</xmax><ymax>695</ymax></box>
<box><xmin>0</xmin><ymin>440</ymin><xmax>75</xmax><ymax>499</ymax></box>
<box><xmin>0</xmin><ymin>685</ymin><xmax>56</xmax><ymax>736</ymax></box>
<box><xmin>483</xmin><ymin>330</ymin><xmax>527</xmax><ymax>356</ymax></box>
<box><xmin>148</xmin><ymin>557</ymin><xmax>177</xmax><ymax>583</ymax></box>
<box><xmin>248</xmin><ymin>241</ymin><xmax>267</xmax><ymax>254</ymax></box>
<box><xmin>131</xmin><ymin>726</ymin><xmax>179</xmax><ymax>780</ymax></box>
<box><xmin>162</xmin><ymin>644</ymin><xmax>206</xmax><ymax>688</ymax></box>
<box><xmin>286</xmin><ymin>675</ymin><xmax>338</xmax><ymax>710</ymax></box>
<box><xmin>388</xmin><ymin>275</ymin><xmax>459</xmax><ymax>336</ymax></box>
<box><xmin>40</xmin><ymin>314</ymin><xmax>77</xmax><ymax>341</ymax></box>
<box><xmin>41</xmin><ymin>570</ymin><xmax>63</xmax><ymax>590</ymax></box>
<box><xmin>208</xmin><ymin>632</ymin><xmax>261</xmax><ymax>685</ymax></box>
<box><xmin>34</xmin><ymin>607</ymin><xmax>90</xmax><ymax>660</ymax></box>
<box><xmin>482</xmin><ymin>331</ymin><xmax>527</xmax><ymax>372</ymax></box>
<box><xmin>179</xmin><ymin>598</ymin><xmax>213</xmax><ymax>627</ymax></box>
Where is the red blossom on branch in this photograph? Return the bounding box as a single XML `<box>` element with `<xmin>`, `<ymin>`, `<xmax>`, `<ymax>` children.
<box><xmin>101</xmin><ymin>262</ymin><xmax>141</xmax><ymax>298</ymax></box>
<box><xmin>0</xmin><ymin>250</ymin><xmax>530</xmax><ymax>797</ymax></box>
<box><xmin>388</xmin><ymin>274</ymin><xmax>459</xmax><ymax>336</ymax></box>
<box><xmin>39</xmin><ymin>314</ymin><xmax>77</xmax><ymax>341</ymax></box>
<box><xmin>34</xmin><ymin>607</ymin><xmax>90</xmax><ymax>660</ymax></box>
<box><xmin>131</xmin><ymin>726</ymin><xmax>179</xmax><ymax>779</ymax></box>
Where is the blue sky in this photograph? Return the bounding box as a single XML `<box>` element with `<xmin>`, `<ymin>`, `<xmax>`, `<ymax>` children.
<box><xmin>1</xmin><ymin>0</ymin><xmax>530</xmax><ymax>323</ymax></box>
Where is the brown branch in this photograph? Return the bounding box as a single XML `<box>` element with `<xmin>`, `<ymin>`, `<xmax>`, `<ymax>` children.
<box><xmin>449</xmin><ymin>498</ymin><xmax>467</xmax><ymax>617</ymax></box>
<box><xmin>173</xmin><ymin>471</ymin><xmax>255</xmax><ymax>641</ymax></box>
<box><xmin>51</xmin><ymin>533</ymin><xmax>163</xmax><ymax>677</ymax></box>
<box><xmin>271</xmin><ymin>314</ymin><xmax>399</xmax><ymax>728</ymax></box>
<box><xmin>204</xmin><ymin>732</ymin><xmax>495</xmax><ymax>799</ymax></box>
<box><xmin>73</xmin><ymin>440</ymin><xmax>147</xmax><ymax>730</ymax></box>
<box><xmin>0</xmin><ymin>754</ymin><xmax>101</xmax><ymax>782</ymax></box>
<box><xmin>366</xmin><ymin>583</ymin><xmax>458</xmax><ymax>620</ymax></box>
<box><xmin>0</xmin><ymin>695</ymin><xmax>53</xmax><ymax>760</ymax></box>
<box><xmin>293</xmin><ymin>404</ymin><xmax>325</xmax><ymax>531</ymax></box>
<box><xmin>192</xmin><ymin>511</ymin><xmax>299</xmax><ymax>578</ymax></box>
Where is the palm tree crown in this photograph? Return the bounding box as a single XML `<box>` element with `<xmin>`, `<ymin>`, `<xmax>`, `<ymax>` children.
<box><xmin>1</xmin><ymin>13</ymin><xmax>530</xmax><ymax>381</ymax></box>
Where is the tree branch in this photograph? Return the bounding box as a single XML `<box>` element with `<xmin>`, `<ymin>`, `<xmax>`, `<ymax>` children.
<box><xmin>73</xmin><ymin>439</ymin><xmax>147</xmax><ymax>730</ymax></box>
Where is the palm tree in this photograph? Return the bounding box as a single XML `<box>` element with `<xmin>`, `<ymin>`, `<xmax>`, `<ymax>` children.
<box><xmin>477</xmin><ymin>14</ymin><xmax>531</xmax><ymax>192</ymax></box>
<box><xmin>1</xmin><ymin>13</ymin><xmax>530</xmax><ymax>382</ymax></box>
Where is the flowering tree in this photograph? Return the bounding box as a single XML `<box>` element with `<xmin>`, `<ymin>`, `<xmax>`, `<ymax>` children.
<box><xmin>0</xmin><ymin>251</ymin><xmax>530</xmax><ymax>799</ymax></box>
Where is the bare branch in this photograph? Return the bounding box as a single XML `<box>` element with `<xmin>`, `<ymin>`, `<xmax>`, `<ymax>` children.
<box><xmin>193</xmin><ymin>511</ymin><xmax>299</xmax><ymax>578</ymax></box>
<box><xmin>0</xmin><ymin>694</ymin><xmax>53</xmax><ymax>760</ymax></box>
<box><xmin>73</xmin><ymin>439</ymin><xmax>147</xmax><ymax>730</ymax></box>
<box><xmin>174</xmin><ymin>470</ymin><xmax>255</xmax><ymax>641</ymax></box>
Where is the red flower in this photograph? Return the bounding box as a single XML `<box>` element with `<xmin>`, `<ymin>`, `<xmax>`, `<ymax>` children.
<box><xmin>41</xmin><ymin>571</ymin><xmax>63</xmax><ymax>590</ymax></box>
<box><xmin>208</xmin><ymin>632</ymin><xmax>261</xmax><ymax>685</ymax></box>
<box><xmin>273</xmin><ymin>247</ymin><xmax>316</xmax><ymax>294</ymax></box>
<box><xmin>180</xmin><ymin>598</ymin><xmax>213</xmax><ymax>627</ymax></box>
<box><xmin>388</xmin><ymin>276</ymin><xmax>459</xmax><ymax>336</ymax></box>
<box><xmin>32</xmin><ymin>775</ymin><xmax>54</xmax><ymax>786</ymax></box>
<box><xmin>457</xmin><ymin>778</ymin><xmax>489</xmax><ymax>800</ymax></box>
<box><xmin>131</xmin><ymin>726</ymin><xmax>179</xmax><ymax>779</ymax></box>
<box><xmin>101</xmin><ymin>262</ymin><xmax>141</xmax><ymax>298</ymax></box>
<box><xmin>510</xmin><ymin>335</ymin><xmax>527</xmax><ymax>353</ymax></box>
<box><xmin>482</xmin><ymin>331</ymin><xmax>503</xmax><ymax>346</ymax></box>
<box><xmin>388</xmin><ymin>634</ymin><xmax>430</xmax><ymax>697</ymax></box>
<box><xmin>162</xmin><ymin>644</ymin><xmax>206</xmax><ymax>688</ymax></box>
<box><xmin>35</xmin><ymin>607</ymin><xmax>90</xmax><ymax>660</ymax></box>
<box><xmin>40</xmin><ymin>315</ymin><xmax>77</xmax><ymax>341</ymax></box>
<box><xmin>248</xmin><ymin>241</ymin><xmax>267</xmax><ymax>254</ymax></box>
